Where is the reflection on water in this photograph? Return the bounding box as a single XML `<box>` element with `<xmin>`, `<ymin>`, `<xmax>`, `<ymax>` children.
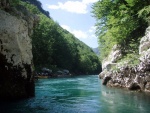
<box><xmin>100</xmin><ymin>84</ymin><xmax>150</xmax><ymax>113</ymax></box>
<box><xmin>0</xmin><ymin>75</ymin><xmax>150</xmax><ymax>113</ymax></box>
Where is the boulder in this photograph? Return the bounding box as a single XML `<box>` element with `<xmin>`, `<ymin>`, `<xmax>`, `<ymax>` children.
<box><xmin>99</xmin><ymin>71</ymin><xmax>106</xmax><ymax>79</ymax></box>
<box><xmin>42</xmin><ymin>68</ymin><xmax>52</xmax><ymax>74</ymax></box>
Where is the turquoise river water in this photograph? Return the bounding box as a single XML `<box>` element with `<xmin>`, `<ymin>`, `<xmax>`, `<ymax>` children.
<box><xmin>0</xmin><ymin>75</ymin><xmax>150</xmax><ymax>113</ymax></box>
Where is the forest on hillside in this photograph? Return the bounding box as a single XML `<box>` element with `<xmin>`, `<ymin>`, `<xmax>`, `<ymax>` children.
<box><xmin>92</xmin><ymin>0</ymin><xmax>150</xmax><ymax>63</ymax></box>
<box><xmin>19</xmin><ymin>0</ymin><xmax>102</xmax><ymax>75</ymax></box>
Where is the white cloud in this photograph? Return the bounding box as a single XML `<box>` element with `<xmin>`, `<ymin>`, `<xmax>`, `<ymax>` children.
<box><xmin>47</xmin><ymin>1</ymin><xmax>87</xmax><ymax>14</ymax></box>
<box><xmin>61</xmin><ymin>25</ymin><xmax>71</xmax><ymax>32</ymax></box>
<box><xmin>91</xmin><ymin>34</ymin><xmax>96</xmax><ymax>38</ymax></box>
<box><xmin>47</xmin><ymin>0</ymin><xmax>98</xmax><ymax>14</ymax></box>
<box><xmin>82</xmin><ymin>0</ymin><xmax>99</xmax><ymax>4</ymax></box>
<box><xmin>88</xmin><ymin>26</ymin><xmax>96</xmax><ymax>33</ymax></box>
<box><xmin>47</xmin><ymin>4</ymin><xmax>59</xmax><ymax>9</ymax></box>
<box><xmin>72</xmin><ymin>30</ymin><xmax>88</xmax><ymax>39</ymax></box>
<box><xmin>61</xmin><ymin>25</ymin><xmax>97</xmax><ymax>39</ymax></box>
<box><xmin>61</xmin><ymin>1</ymin><xmax>87</xmax><ymax>14</ymax></box>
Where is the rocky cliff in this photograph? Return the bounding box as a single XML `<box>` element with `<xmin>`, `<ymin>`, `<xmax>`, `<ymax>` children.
<box><xmin>99</xmin><ymin>26</ymin><xmax>150</xmax><ymax>92</ymax></box>
<box><xmin>0</xmin><ymin>1</ymin><xmax>38</xmax><ymax>100</ymax></box>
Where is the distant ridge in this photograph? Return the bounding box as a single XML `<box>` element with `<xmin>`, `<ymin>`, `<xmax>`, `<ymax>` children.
<box><xmin>92</xmin><ymin>47</ymin><xmax>100</xmax><ymax>56</ymax></box>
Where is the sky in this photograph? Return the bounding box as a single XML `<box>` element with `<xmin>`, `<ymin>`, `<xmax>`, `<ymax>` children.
<box><xmin>38</xmin><ymin>0</ymin><xmax>99</xmax><ymax>48</ymax></box>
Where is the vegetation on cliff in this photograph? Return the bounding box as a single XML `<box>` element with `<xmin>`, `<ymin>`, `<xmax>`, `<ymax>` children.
<box><xmin>20</xmin><ymin>0</ymin><xmax>102</xmax><ymax>75</ymax></box>
<box><xmin>92</xmin><ymin>0</ymin><xmax>150</xmax><ymax>62</ymax></box>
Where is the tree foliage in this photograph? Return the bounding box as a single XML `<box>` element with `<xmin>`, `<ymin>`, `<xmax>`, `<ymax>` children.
<box><xmin>21</xmin><ymin>0</ymin><xmax>102</xmax><ymax>75</ymax></box>
<box><xmin>92</xmin><ymin>0</ymin><xmax>150</xmax><ymax>60</ymax></box>
<box><xmin>22</xmin><ymin>0</ymin><xmax>50</xmax><ymax>18</ymax></box>
<box><xmin>9</xmin><ymin>0</ymin><xmax>20</xmax><ymax>6</ymax></box>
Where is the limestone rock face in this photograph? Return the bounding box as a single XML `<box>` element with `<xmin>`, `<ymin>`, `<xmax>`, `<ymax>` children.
<box><xmin>139</xmin><ymin>26</ymin><xmax>150</xmax><ymax>55</ymax></box>
<box><xmin>109</xmin><ymin>44</ymin><xmax>122</xmax><ymax>63</ymax></box>
<box><xmin>99</xmin><ymin>26</ymin><xmax>150</xmax><ymax>92</ymax></box>
<box><xmin>102</xmin><ymin>44</ymin><xmax>122</xmax><ymax>71</ymax></box>
<box><xmin>0</xmin><ymin>9</ymin><xmax>36</xmax><ymax>100</ymax></box>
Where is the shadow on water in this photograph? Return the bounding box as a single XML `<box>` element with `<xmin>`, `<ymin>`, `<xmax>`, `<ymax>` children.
<box><xmin>0</xmin><ymin>75</ymin><xmax>150</xmax><ymax>113</ymax></box>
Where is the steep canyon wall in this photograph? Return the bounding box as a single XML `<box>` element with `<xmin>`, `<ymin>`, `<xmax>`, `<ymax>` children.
<box><xmin>0</xmin><ymin>2</ymin><xmax>38</xmax><ymax>100</ymax></box>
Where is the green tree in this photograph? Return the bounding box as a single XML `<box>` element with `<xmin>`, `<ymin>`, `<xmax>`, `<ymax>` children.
<box><xmin>92</xmin><ymin>0</ymin><xmax>150</xmax><ymax>60</ymax></box>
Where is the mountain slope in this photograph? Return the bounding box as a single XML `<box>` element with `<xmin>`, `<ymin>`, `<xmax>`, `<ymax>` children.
<box><xmin>21</xmin><ymin>0</ymin><xmax>102</xmax><ymax>75</ymax></box>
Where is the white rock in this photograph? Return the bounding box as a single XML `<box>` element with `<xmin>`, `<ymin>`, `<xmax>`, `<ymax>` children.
<box><xmin>0</xmin><ymin>9</ymin><xmax>33</xmax><ymax>78</ymax></box>
<box><xmin>102</xmin><ymin>44</ymin><xmax>122</xmax><ymax>70</ymax></box>
<box><xmin>139</xmin><ymin>26</ymin><xmax>150</xmax><ymax>55</ymax></box>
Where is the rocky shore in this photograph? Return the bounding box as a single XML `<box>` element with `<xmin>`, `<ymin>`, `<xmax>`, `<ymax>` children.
<box><xmin>99</xmin><ymin>26</ymin><xmax>150</xmax><ymax>92</ymax></box>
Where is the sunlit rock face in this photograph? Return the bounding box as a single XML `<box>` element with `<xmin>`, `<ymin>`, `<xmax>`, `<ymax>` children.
<box><xmin>99</xmin><ymin>26</ymin><xmax>150</xmax><ymax>92</ymax></box>
<box><xmin>138</xmin><ymin>26</ymin><xmax>150</xmax><ymax>92</ymax></box>
<box><xmin>102</xmin><ymin>44</ymin><xmax>122</xmax><ymax>71</ymax></box>
<box><xmin>139</xmin><ymin>26</ymin><xmax>150</xmax><ymax>55</ymax></box>
<box><xmin>0</xmin><ymin>7</ymin><xmax>38</xmax><ymax>100</ymax></box>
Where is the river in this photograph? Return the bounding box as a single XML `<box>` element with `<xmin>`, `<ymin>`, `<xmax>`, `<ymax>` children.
<box><xmin>0</xmin><ymin>75</ymin><xmax>150</xmax><ymax>113</ymax></box>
